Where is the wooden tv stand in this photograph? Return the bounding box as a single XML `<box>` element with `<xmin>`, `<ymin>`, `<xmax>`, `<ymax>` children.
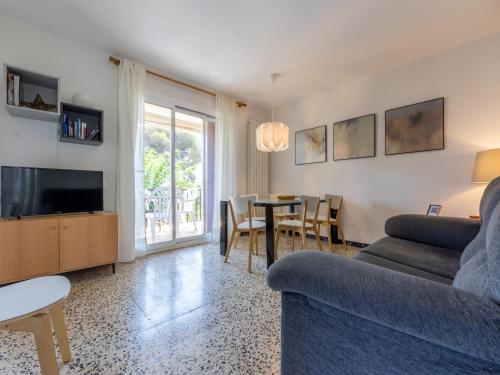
<box><xmin>0</xmin><ymin>212</ymin><xmax>117</xmax><ymax>285</ymax></box>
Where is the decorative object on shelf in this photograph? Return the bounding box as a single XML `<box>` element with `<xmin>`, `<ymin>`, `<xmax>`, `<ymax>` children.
<box><xmin>277</xmin><ymin>195</ymin><xmax>297</xmax><ymax>201</ymax></box>
<box><xmin>72</xmin><ymin>92</ymin><xmax>96</xmax><ymax>108</ymax></box>
<box><xmin>256</xmin><ymin>73</ymin><xmax>289</xmax><ymax>152</ymax></box>
<box><xmin>426</xmin><ymin>204</ymin><xmax>442</xmax><ymax>216</ymax></box>
<box><xmin>4</xmin><ymin>63</ymin><xmax>60</xmax><ymax>122</ymax></box>
<box><xmin>59</xmin><ymin>102</ymin><xmax>103</xmax><ymax>146</ymax></box>
<box><xmin>295</xmin><ymin>125</ymin><xmax>327</xmax><ymax>165</ymax></box>
<box><xmin>385</xmin><ymin>97</ymin><xmax>444</xmax><ymax>155</ymax></box>
<box><xmin>20</xmin><ymin>93</ymin><xmax>57</xmax><ymax>111</ymax></box>
<box><xmin>333</xmin><ymin>114</ymin><xmax>376</xmax><ymax>161</ymax></box>
<box><xmin>471</xmin><ymin>148</ymin><xmax>500</xmax><ymax>183</ymax></box>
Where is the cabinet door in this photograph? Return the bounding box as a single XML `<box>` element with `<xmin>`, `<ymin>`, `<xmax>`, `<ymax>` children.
<box><xmin>60</xmin><ymin>217</ymin><xmax>91</xmax><ymax>272</ymax></box>
<box><xmin>89</xmin><ymin>215</ymin><xmax>118</xmax><ymax>265</ymax></box>
<box><xmin>0</xmin><ymin>221</ymin><xmax>21</xmax><ymax>283</ymax></box>
<box><xmin>20</xmin><ymin>219</ymin><xmax>60</xmax><ymax>277</ymax></box>
<box><xmin>0</xmin><ymin>219</ymin><xmax>59</xmax><ymax>283</ymax></box>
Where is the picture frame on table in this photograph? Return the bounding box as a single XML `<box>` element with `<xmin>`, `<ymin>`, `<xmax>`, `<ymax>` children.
<box><xmin>426</xmin><ymin>204</ymin><xmax>442</xmax><ymax>216</ymax></box>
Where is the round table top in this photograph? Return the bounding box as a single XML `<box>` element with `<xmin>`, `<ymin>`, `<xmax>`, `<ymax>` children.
<box><xmin>0</xmin><ymin>276</ymin><xmax>71</xmax><ymax>323</ymax></box>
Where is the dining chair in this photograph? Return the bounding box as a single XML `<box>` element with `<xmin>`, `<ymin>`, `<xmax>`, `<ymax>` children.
<box><xmin>238</xmin><ymin>193</ymin><xmax>266</xmax><ymax>222</ymax></box>
<box><xmin>269</xmin><ymin>193</ymin><xmax>300</xmax><ymax>221</ymax></box>
<box><xmin>224</xmin><ymin>195</ymin><xmax>266</xmax><ymax>272</ymax></box>
<box><xmin>308</xmin><ymin>194</ymin><xmax>347</xmax><ymax>249</ymax></box>
<box><xmin>269</xmin><ymin>193</ymin><xmax>297</xmax><ymax>246</ymax></box>
<box><xmin>177</xmin><ymin>188</ymin><xmax>198</xmax><ymax>232</ymax></box>
<box><xmin>274</xmin><ymin>195</ymin><xmax>322</xmax><ymax>259</ymax></box>
<box><xmin>237</xmin><ymin>193</ymin><xmax>266</xmax><ymax>253</ymax></box>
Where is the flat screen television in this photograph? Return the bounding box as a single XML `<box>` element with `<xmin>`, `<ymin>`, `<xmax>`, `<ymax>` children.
<box><xmin>1</xmin><ymin>166</ymin><xmax>103</xmax><ymax>218</ymax></box>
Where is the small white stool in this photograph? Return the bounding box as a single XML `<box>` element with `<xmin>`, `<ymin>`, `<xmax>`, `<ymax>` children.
<box><xmin>0</xmin><ymin>276</ymin><xmax>72</xmax><ymax>375</ymax></box>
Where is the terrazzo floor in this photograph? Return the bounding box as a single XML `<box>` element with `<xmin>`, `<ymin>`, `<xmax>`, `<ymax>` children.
<box><xmin>0</xmin><ymin>236</ymin><xmax>357</xmax><ymax>374</ymax></box>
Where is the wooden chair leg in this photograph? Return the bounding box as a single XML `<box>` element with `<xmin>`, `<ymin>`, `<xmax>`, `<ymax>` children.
<box><xmin>326</xmin><ymin>222</ymin><xmax>332</xmax><ymax>246</ymax></box>
<box><xmin>338</xmin><ymin>223</ymin><xmax>347</xmax><ymax>249</ymax></box>
<box><xmin>49</xmin><ymin>302</ymin><xmax>71</xmax><ymax>363</ymax></box>
<box><xmin>274</xmin><ymin>227</ymin><xmax>281</xmax><ymax>258</ymax></box>
<box><xmin>32</xmin><ymin>313</ymin><xmax>59</xmax><ymax>375</ymax></box>
<box><xmin>255</xmin><ymin>232</ymin><xmax>259</xmax><ymax>255</ymax></box>
<box><xmin>301</xmin><ymin>229</ymin><xmax>306</xmax><ymax>250</ymax></box>
<box><xmin>248</xmin><ymin>231</ymin><xmax>254</xmax><ymax>273</ymax></box>
<box><xmin>224</xmin><ymin>230</ymin><xmax>237</xmax><ymax>263</ymax></box>
<box><xmin>291</xmin><ymin>230</ymin><xmax>295</xmax><ymax>251</ymax></box>
<box><xmin>314</xmin><ymin>228</ymin><xmax>323</xmax><ymax>251</ymax></box>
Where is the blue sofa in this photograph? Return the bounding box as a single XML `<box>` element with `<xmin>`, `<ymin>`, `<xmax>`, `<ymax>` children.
<box><xmin>267</xmin><ymin>177</ymin><xmax>500</xmax><ymax>375</ymax></box>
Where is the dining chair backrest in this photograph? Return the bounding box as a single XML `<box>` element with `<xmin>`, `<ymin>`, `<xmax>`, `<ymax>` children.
<box><xmin>299</xmin><ymin>195</ymin><xmax>320</xmax><ymax>224</ymax></box>
<box><xmin>229</xmin><ymin>195</ymin><xmax>256</xmax><ymax>227</ymax></box>
<box><xmin>325</xmin><ymin>194</ymin><xmax>343</xmax><ymax>219</ymax></box>
<box><xmin>151</xmin><ymin>187</ymin><xmax>171</xmax><ymax>221</ymax></box>
<box><xmin>239</xmin><ymin>193</ymin><xmax>258</xmax><ymax>199</ymax></box>
<box><xmin>270</xmin><ymin>193</ymin><xmax>294</xmax><ymax>214</ymax></box>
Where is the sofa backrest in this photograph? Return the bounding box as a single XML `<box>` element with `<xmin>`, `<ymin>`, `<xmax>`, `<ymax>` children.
<box><xmin>460</xmin><ymin>176</ymin><xmax>500</xmax><ymax>265</ymax></box>
<box><xmin>453</xmin><ymin>177</ymin><xmax>500</xmax><ymax>303</ymax></box>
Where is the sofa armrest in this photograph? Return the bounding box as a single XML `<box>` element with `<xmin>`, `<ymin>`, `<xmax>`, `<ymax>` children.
<box><xmin>385</xmin><ymin>214</ymin><xmax>480</xmax><ymax>251</ymax></box>
<box><xmin>267</xmin><ymin>251</ymin><xmax>500</xmax><ymax>364</ymax></box>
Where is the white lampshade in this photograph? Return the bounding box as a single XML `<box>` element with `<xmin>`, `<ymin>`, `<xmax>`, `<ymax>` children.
<box><xmin>471</xmin><ymin>148</ymin><xmax>500</xmax><ymax>183</ymax></box>
<box><xmin>256</xmin><ymin>122</ymin><xmax>289</xmax><ymax>152</ymax></box>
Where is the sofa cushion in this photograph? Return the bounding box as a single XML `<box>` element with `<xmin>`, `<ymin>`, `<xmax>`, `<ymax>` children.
<box><xmin>460</xmin><ymin>176</ymin><xmax>500</xmax><ymax>265</ymax></box>
<box><xmin>487</xmin><ymin>204</ymin><xmax>500</xmax><ymax>303</ymax></box>
<box><xmin>385</xmin><ymin>214</ymin><xmax>480</xmax><ymax>252</ymax></box>
<box><xmin>359</xmin><ymin>237</ymin><xmax>461</xmax><ymax>279</ymax></box>
<box><xmin>354</xmin><ymin>252</ymin><xmax>454</xmax><ymax>285</ymax></box>
<box><xmin>453</xmin><ymin>203</ymin><xmax>500</xmax><ymax>303</ymax></box>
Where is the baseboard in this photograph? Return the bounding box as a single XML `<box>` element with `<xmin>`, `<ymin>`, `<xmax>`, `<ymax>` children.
<box><xmin>305</xmin><ymin>233</ymin><xmax>369</xmax><ymax>248</ymax></box>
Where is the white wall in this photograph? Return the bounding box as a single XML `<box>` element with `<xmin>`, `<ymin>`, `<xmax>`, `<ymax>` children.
<box><xmin>0</xmin><ymin>15</ymin><xmax>267</xmax><ymax>212</ymax></box>
<box><xmin>270</xmin><ymin>32</ymin><xmax>500</xmax><ymax>244</ymax></box>
<box><xmin>0</xmin><ymin>14</ymin><xmax>118</xmax><ymax>210</ymax></box>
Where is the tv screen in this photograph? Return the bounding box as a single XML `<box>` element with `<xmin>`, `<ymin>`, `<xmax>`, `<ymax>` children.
<box><xmin>1</xmin><ymin>166</ymin><xmax>103</xmax><ymax>218</ymax></box>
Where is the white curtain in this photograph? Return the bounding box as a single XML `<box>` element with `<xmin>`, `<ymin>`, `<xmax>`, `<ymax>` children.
<box><xmin>247</xmin><ymin>120</ymin><xmax>269</xmax><ymax>199</ymax></box>
<box><xmin>116</xmin><ymin>59</ymin><xmax>146</xmax><ymax>262</ymax></box>
<box><xmin>212</xmin><ymin>94</ymin><xmax>237</xmax><ymax>240</ymax></box>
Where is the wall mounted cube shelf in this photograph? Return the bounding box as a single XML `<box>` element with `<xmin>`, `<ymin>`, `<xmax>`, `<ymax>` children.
<box><xmin>4</xmin><ymin>63</ymin><xmax>60</xmax><ymax>122</ymax></box>
<box><xmin>59</xmin><ymin>102</ymin><xmax>103</xmax><ymax>146</ymax></box>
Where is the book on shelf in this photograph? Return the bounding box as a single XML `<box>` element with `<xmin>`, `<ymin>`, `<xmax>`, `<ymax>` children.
<box><xmin>7</xmin><ymin>73</ymin><xmax>14</xmax><ymax>105</ymax></box>
<box><xmin>13</xmin><ymin>75</ymin><xmax>20</xmax><ymax>106</ymax></box>
<box><xmin>87</xmin><ymin>127</ymin><xmax>100</xmax><ymax>141</ymax></box>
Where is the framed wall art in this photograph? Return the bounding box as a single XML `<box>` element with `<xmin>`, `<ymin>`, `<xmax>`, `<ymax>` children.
<box><xmin>385</xmin><ymin>97</ymin><xmax>444</xmax><ymax>156</ymax></box>
<box><xmin>295</xmin><ymin>125</ymin><xmax>327</xmax><ymax>165</ymax></box>
<box><xmin>333</xmin><ymin>114</ymin><xmax>376</xmax><ymax>161</ymax></box>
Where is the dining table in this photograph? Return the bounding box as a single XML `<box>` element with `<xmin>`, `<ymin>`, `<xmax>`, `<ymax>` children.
<box><xmin>220</xmin><ymin>198</ymin><xmax>338</xmax><ymax>268</ymax></box>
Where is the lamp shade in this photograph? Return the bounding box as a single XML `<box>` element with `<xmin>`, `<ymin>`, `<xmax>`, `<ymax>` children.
<box><xmin>471</xmin><ymin>148</ymin><xmax>500</xmax><ymax>183</ymax></box>
<box><xmin>256</xmin><ymin>122</ymin><xmax>289</xmax><ymax>152</ymax></box>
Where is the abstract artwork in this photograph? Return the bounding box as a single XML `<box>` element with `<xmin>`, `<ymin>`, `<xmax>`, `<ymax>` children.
<box><xmin>385</xmin><ymin>98</ymin><xmax>444</xmax><ymax>155</ymax></box>
<box><xmin>295</xmin><ymin>125</ymin><xmax>327</xmax><ymax>165</ymax></box>
<box><xmin>333</xmin><ymin>114</ymin><xmax>376</xmax><ymax>161</ymax></box>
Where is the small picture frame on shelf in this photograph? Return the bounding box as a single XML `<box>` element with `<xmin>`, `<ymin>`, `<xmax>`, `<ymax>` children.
<box><xmin>426</xmin><ymin>204</ymin><xmax>442</xmax><ymax>216</ymax></box>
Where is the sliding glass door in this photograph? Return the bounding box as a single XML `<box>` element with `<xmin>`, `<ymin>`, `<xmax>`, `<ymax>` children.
<box><xmin>144</xmin><ymin>102</ymin><xmax>214</xmax><ymax>250</ymax></box>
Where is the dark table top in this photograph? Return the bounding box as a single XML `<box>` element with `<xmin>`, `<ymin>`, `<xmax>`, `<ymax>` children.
<box><xmin>221</xmin><ymin>199</ymin><xmax>325</xmax><ymax>207</ymax></box>
<box><xmin>253</xmin><ymin>199</ymin><xmax>302</xmax><ymax>207</ymax></box>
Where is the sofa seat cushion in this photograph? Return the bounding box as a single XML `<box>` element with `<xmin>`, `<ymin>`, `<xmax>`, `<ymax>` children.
<box><xmin>354</xmin><ymin>252</ymin><xmax>454</xmax><ymax>285</ymax></box>
<box><xmin>359</xmin><ymin>237</ymin><xmax>461</xmax><ymax>279</ymax></box>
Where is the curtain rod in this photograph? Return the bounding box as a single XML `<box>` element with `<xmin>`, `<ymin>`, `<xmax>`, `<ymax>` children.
<box><xmin>109</xmin><ymin>56</ymin><xmax>247</xmax><ymax>108</ymax></box>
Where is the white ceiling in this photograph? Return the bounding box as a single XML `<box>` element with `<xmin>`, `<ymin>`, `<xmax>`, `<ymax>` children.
<box><xmin>1</xmin><ymin>0</ymin><xmax>500</xmax><ymax>108</ymax></box>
